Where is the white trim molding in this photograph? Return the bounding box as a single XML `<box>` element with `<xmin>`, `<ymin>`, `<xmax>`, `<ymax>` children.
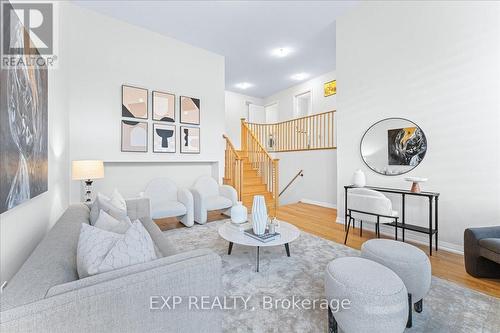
<box><xmin>300</xmin><ymin>199</ymin><xmax>337</xmax><ymax>209</ymax></box>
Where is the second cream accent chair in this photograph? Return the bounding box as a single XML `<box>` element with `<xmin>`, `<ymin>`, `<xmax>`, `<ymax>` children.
<box><xmin>191</xmin><ymin>176</ymin><xmax>238</xmax><ymax>224</ymax></box>
<box><xmin>141</xmin><ymin>177</ymin><xmax>194</xmax><ymax>227</ymax></box>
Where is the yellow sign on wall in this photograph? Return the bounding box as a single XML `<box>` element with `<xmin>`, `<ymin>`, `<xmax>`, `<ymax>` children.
<box><xmin>324</xmin><ymin>80</ymin><xmax>336</xmax><ymax>97</ymax></box>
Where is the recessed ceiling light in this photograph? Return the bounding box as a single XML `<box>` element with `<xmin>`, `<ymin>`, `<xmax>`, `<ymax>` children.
<box><xmin>291</xmin><ymin>73</ymin><xmax>309</xmax><ymax>81</ymax></box>
<box><xmin>235</xmin><ymin>82</ymin><xmax>253</xmax><ymax>90</ymax></box>
<box><xmin>271</xmin><ymin>47</ymin><xmax>293</xmax><ymax>58</ymax></box>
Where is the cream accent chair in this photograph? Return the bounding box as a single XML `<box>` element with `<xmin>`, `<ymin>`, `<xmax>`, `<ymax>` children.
<box><xmin>141</xmin><ymin>178</ymin><xmax>194</xmax><ymax>227</ymax></box>
<box><xmin>191</xmin><ymin>176</ymin><xmax>238</xmax><ymax>224</ymax></box>
<box><xmin>344</xmin><ymin>188</ymin><xmax>398</xmax><ymax>244</ymax></box>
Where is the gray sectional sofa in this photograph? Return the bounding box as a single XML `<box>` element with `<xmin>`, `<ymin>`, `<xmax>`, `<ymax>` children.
<box><xmin>0</xmin><ymin>198</ymin><xmax>222</xmax><ymax>332</ymax></box>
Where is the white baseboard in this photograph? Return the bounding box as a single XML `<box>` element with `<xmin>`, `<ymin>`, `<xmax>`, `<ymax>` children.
<box><xmin>299</xmin><ymin>199</ymin><xmax>337</xmax><ymax>209</ymax></box>
<box><xmin>335</xmin><ymin>217</ymin><xmax>463</xmax><ymax>255</ymax></box>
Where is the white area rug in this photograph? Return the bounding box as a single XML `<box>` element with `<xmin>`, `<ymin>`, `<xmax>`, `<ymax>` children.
<box><xmin>165</xmin><ymin>220</ymin><xmax>500</xmax><ymax>332</ymax></box>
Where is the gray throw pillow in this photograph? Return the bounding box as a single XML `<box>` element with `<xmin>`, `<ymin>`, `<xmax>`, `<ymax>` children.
<box><xmin>90</xmin><ymin>194</ymin><xmax>127</xmax><ymax>225</ymax></box>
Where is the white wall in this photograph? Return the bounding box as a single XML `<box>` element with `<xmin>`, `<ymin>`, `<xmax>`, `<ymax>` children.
<box><xmin>66</xmin><ymin>5</ymin><xmax>226</xmax><ymax>202</ymax></box>
<box><xmin>225</xmin><ymin>91</ymin><xmax>264</xmax><ymax>148</ymax></box>
<box><xmin>336</xmin><ymin>1</ymin><xmax>500</xmax><ymax>251</ymax></box>
<box><xmin>0</xmin><ymin>5</ymin><xmax>70</xmax><ymax>283</ymax></box>
<box><xmin>264</xmin><ymin>71</ymin><xmax>338</xmax><ymax>207</ymax></box>
<box><xmin>264</xmin><ymin>70</ymin><xmax>336</xmax><ymax>121</ymax></box>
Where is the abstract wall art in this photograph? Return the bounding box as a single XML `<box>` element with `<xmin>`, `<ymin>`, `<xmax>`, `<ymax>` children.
<box><xmin>387</xmin><ymin>127</ymin><xmax>427</xmax><ymax>166</ymax></box>
<box><xmin>122</xmin><ymin>85</ymin><xmax>148</xmax><ymax>119</ymax></box>
<box><xmin>180</xmin><ymin>96</ymin><xmax>200</xmax><ymax>125</ymax></box>
<box><xmin>180</xmin><ymin>126</ymin><xmax>200</xmax><ymax>154</ymax></box>
<box><xmin>152</xmin><ymin>91</ymin><xmax>175</xmax><ymax>122</ymax></box>
<box><xmin>324</xmin><ymin>80</ymin><xmax>336</xmax><ymax>97</ymax></box>
<box><xmin>121</xmin><ymin>120</ymin><xmax>148</xmax><ymax>152</ymax></box>
<box><xmin>153</xmin><ymin>123</ymin><xmax>176</xmax><ymax>153</ymax></box>
<box><xmin>0</xmin><ymin>7</ymin><xmax>48</xmax><ymax>214</ymax></box>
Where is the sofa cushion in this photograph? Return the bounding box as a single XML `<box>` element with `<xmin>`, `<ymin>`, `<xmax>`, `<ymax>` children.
<box><xmin>94</xmin><ymin>209</ymin><xmax>132</xmax><ymax>234</ymax></box>
<box><xmin>90</xmin><ymin>194</ymin><xmax>127</xmax><ymax>226</ymax></box>
<box><xmin>151</xmin><ymin>200</ymin><xmax>187</xmax><ymax>219</ymax></box>
<box><xmin>1</xmin><ymin>204</ymin><xmax>89</xmax><ymax>311</ymax></box>
<box><xmin>205</xmin><ymin>196</ymin><xmax>232</xmax><ymax>211</ymax></box>
<box><xmin>479</xmin><ymin>238</ymin><xmax>500</xmax><ymax>264</ymax></box>
<box><xmin>138</xmin><ymin>217</ymin><xmax>177</xmax><ymax>257</ymax></box>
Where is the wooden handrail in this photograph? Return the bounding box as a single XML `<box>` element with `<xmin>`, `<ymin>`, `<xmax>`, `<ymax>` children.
<box><xmin>223</xmin><ymin>134</ymin><xmax>243</xmax><ymax>200</ymax></box>
<box><xmin>249</xmin><ymin>110</ymin><xmax>337</xmax><ymax>125</ymax></box>
<box><xmin>241</xmin><ymin>119</ymin><xmax>279</xmax><ymax>213</ymax></box>
<box><xmin>246</xmin><ymin>110</ymin><xmax>336</xmax><ymax>152</ymax></box>
<box><xmin>222</xmin><ymin>134</ymin><xmax>242</xmax><ymax>160</ymax></box>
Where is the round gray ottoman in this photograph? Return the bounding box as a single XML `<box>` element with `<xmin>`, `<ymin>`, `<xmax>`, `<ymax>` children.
<box><xmin>324</xmin><ymin>257</ymin><xmax>408</xmax><ymax>333</ymax></box>
<box><xmin>361</xmin><ymin>239</ymin><xmax>431</xmax><ymax>327</ymax></box>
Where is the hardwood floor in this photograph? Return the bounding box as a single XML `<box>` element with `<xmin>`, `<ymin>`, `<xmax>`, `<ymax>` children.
<box><xmin>154</xmin><ymin>202</ymin><xmax>500</xmax><ymax>298</ymax></box>
<box><xmin>276</xmin><ymin>202</ymin><xmax>500</xmax><ymax>298</ymax></box>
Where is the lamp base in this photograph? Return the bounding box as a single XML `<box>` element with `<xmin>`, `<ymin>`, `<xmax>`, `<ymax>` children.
<box><xmin>83</xmin><ymin>179</ymin><xmax>94</xmax><ymax>203</ymax></box>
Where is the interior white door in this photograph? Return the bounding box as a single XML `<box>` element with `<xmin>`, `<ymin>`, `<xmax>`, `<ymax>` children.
<box><xmin>248</xmin><ymin>104</ymin><xmax>266</xmax><ymax>123</ymax></box>
<box><xmin>265</xmin><ymin>103</ymin><xmax>279</xmax><ymax>123</ymax></box>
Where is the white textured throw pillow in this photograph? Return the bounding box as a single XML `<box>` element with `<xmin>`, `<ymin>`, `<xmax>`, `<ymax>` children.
<box><xmin>77</xmin><ymin>224</ymin><xmax>122</xmax><ymax>278</ymax></box>
<box><xmin>90</xmin><ymin>193</ymin><xmax>127</xmax><ymax>225</ymax></box>
<box><xmin>98</xmin><ymin>221</ymin><xmax>157</xmax><ymax>274</ymax></box>
<box><xmin>110</xmin><ymin>189</ymin><xmax>127</xmax><ymax>212</ymax></box>
<box><xmin>94</xmin><ymin>209</ymin><xmax>132</xmax><ymax>234</ymax></box>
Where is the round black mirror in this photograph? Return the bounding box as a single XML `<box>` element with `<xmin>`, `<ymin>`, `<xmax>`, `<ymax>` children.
<box><xmin>360</xmin><ymin>118</ymin><xmax>427</xmax><ymax>176</ymax></box>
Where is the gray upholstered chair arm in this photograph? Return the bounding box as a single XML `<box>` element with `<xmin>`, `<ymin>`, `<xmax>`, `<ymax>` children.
<box><xmin>0</xmin><ymin>250</ymin><xmax>222</xmax><ymax>333</ymax></box>
<box><xmin>464</xmin><ymin>226</ymin><xmax>500</xmax><ymax>277</ymax></box>
<box><xmin>219</xmin><ymin>185</ymin><xmax>238</xmax><ymax>205</ymax></box>
<box><xmin>465</xmin><ymin>226</ymin><xmax>500</xmax><ymax>241</ymax></box>
<box><xmin>126</xmin><ymin>197</ymin><xmax>151</xmax><ymax>220</ymax></box>
<box><xmin>178</xmin><ymin>188</ymin><xmax>194</xmax><ymax>227</ymax></box>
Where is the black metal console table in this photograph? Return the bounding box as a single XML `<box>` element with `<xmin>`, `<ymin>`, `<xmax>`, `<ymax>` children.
<box><xmin>344</xmin><ymin>185</ymin><xmax>440</xmax><ymax>255</ymax></box>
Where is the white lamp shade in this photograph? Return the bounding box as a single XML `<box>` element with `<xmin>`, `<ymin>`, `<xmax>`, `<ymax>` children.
<box><xmin>72</xmin><ymin>160</ymin><xmax>104</xmax><ymax>180</ymax></box>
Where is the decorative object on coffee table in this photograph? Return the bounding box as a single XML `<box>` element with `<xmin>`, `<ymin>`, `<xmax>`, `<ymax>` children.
<box><xmin>230</xmin><ymin>201</ymin><xmax>247</xmax><ymax>224</ymax></box>
<box><xmin>218</xmin><ymin>220</ymin><xmax>300</xmax><ymax>272</ymax></box>
<box><xmin>72</xmin><ymin>160</ymin><xmax>104</xmax><ymax>203</ymax></box>
<box><xmin>352</xmin><ymin>169</ymin><xmax>366</xmax><ymax>187</ymax></box>
<box><xmin>405</xmin><ymin>177</ymin><xmax>428</xmax><ymax>193</ymax></box>
<box><xmin>252</xmin><ymin>195</ymin><xmax>267</xmax><ymax>235</ymax></box>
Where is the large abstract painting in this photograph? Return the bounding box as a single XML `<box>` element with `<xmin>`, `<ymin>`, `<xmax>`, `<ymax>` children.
<box><xmin>388</xmin><ymin>127</ymin><xmax>427</xmax><ymax>166</ymax></box>
<box><xmin>153</xmin><ymin>123</ymin><xmax>176</xmax><ymax>153</ymax></box>
<box><xmin>0</xmin><ymin>8</ymin><xmax>48</xmax><ymax>214</ymax></box>
<box><xmin>180</xmin><ymin>126</ymin><xmax>200</xmax><ymax>154</ymax></box>
<box><xmin>180</xmin><ymin>96</ymin><xmax>200</xmax><ymax>125</ymax></box>
<box><xmin>121</xmin><ymin>120</ymin><xmax>148</xmax><ymax>152</ymax></box>
<box><xmin>122</xmin><ymin>85</ymin><xmax>148</xmax><ymax>119</ymax></box>
<box><xmin>153</xmin><ymin>91</ymin><xmax>175</xmax><ymax>122</ymax></box>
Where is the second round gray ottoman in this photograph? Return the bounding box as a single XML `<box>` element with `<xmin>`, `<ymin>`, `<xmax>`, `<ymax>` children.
<box><xmin>361</xmin><ymin>239</ymin><xmax>431</xmax><ymax>327</ymax></box>
<box><xmin>325</xmin><ymin>257</ymin><xmax>408</xmax><ymax>333</ymax></box>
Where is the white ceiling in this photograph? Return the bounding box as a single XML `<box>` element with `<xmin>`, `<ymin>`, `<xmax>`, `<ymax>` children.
<box><xmin>74</xmin><ymin>1</ymin><xmax>357</xmax><ymax>98</ymax></box>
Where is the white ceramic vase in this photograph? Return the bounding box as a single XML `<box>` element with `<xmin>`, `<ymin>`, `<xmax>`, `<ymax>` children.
<box><xmin>230</xmin><ymin>201</ymin><xmax>247</xmax><ymax>224</ymax></box>
<box><xmin>352</xmin><ymin>169</ymin><xmax>366</xmax><ymax>187</ymax></box>
<box><xmin>251</xmin><ymin>195</ymin><xmax>268</xmax><ymax>235</ymax></box>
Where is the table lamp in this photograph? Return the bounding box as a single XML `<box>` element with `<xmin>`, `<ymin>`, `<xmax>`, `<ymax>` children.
<box><xmin>72</xmin><ymin>160</ymin><xmax>104</xmax><ymax>202</ymax></box>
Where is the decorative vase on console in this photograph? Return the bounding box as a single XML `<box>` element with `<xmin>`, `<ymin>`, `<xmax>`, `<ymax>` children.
<box><xmin>252</xmin><ymin>195</ymin><xmax>268</xmax><ymax>235</ymax></box>
<box><xmin>230</xmin><ymin>201</ymin><xmax>247</xmax><ymax>224</ymax></box>
<box><xmin>352</xmin><ymin>169</ymin><xmax>366</xmax><ymax>187</ymax></box>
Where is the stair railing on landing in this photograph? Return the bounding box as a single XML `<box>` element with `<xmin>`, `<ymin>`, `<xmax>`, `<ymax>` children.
<box><xmin>246</xmin><ymin>110</ymin><xmax>336</xmax><ymax>152</ymax></box>
<box><xmin>241</xmin><ymin>119</ymin><xmax>280</xmax><ymax>210</ymax></box>
<box><xmin>222</xmin><ymin>134</ymin><xmax>243</xmax><ymax>200</ymax></box>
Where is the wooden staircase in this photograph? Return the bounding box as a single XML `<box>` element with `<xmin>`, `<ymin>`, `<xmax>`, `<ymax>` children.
<box><xmin>223</xmin><ymin>120</ymin><xmax>279</xmax><ymax>215</ymax></box>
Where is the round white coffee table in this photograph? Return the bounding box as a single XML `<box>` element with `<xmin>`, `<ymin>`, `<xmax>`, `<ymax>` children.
<box><xmin>218</xmin><ymin>221</ymin><xmax>300</xmax><ymax>272</ymax></box>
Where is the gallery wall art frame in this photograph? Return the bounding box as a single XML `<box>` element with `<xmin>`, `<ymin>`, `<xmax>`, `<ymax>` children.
<box><xmin>180</xmin><ymin>126</ymin><xmax>201</xmax><ymax>154</ymax></box>
<box><xmin>180</xmin><ymin>96</ymin><xmax>200</xmax><ymax>125</ymax></box>
<box><xmin>122</xmin><ymin>84</ymin><xmax>149</xmax><ymax>119</ymax></box>
<box><xmin>153</xmin><ymin>123</ymin><xmax>176</xmax><ymax>153</ymax></box>
<box><xmin>152</xmin><ymin>90</ymin><xmax>175</xmax><ymax>122</ymax></box>
<box><xmin>0</xmin><ymin>3</ymin><xmax>48</xmax><ymax>213</ymax></box>
<box><xmin>121</xmin><ymin>120</ymin><xmax>148</xmax><ymax>153</ymax></box>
